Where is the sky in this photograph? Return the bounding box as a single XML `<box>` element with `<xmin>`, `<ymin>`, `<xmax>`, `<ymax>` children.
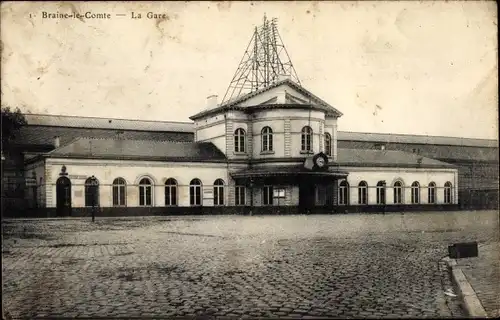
<box><xmin>1</xmin><ymin>1</ymin><xmax>498</xmax><ymax>139</ymax></box>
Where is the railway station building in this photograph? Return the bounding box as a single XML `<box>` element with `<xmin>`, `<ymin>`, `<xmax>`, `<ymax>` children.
<box><xmin>2</xmin><ymin>17</ymin><xmax>497</xmax><ymax>217</ymax></box>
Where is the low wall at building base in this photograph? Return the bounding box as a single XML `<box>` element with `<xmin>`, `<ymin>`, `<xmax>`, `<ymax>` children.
<box><xmin>3</xmin><ymin>204</ymin><xmax>463</xmax><ymax>218</ymax></box>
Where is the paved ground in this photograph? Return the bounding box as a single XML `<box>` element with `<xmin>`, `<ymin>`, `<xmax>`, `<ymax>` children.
<box><xmin>2</xmin><ymin>210</ymin><xmax>497</xmax><ymax>319</ymax></box>
<box><xmin>455</xmin><ymin>241</ymin><xmax>500</xmax><ymax>318</ymax></box>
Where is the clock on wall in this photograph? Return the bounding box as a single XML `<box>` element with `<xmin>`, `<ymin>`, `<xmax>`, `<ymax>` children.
<box><xmin>304</xmin><ymin>152</ymin><xmax>329</xmax><ymax>171</ymax></box>
<box><xmin>315</xmin><ymin>156</ymin><xmax>325</xmax><ymax>168</ymax></box>
<box><xmin>312</xmin><ymin>152</ymin><xmax>329</xmax><ymax>171</ymax></box>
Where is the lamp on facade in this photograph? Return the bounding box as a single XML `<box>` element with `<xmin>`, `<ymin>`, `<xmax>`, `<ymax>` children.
<box><xmin>88</xmin><ymin>175</ymin><xmax>99</xmax><ymax>222</ymax></box>
<box><xmin>249</xmin><ymin>178</ymin><xmax>254</xmax><ymax>216</ymax></box>
<box><xmin>60</xmin><ymin>165</ymin><xmax>68</xmax><ymax>176</ymax></box>
<box><xmin>381</xmin><ymin>180</ymin><xmax>387</xmax><ymax>212</ymax></box>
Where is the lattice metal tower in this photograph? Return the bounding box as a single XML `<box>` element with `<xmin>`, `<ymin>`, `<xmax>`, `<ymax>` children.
<box><xmin>220</xmin><ymin>15</ymin><xmax>301</xmax><ymax>106</ymax></box>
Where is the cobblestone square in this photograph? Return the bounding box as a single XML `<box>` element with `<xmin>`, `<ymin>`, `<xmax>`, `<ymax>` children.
<box><xmin>2</xmin><ymin>211</ymin><xmax>498</xmax><ymax>318</ymax></box>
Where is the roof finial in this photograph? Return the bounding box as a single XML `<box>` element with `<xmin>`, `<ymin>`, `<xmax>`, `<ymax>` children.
<box><xmin>220</xmin><ymin>15</ymin><xmax>301</xmax><ymax>106</ymax></box>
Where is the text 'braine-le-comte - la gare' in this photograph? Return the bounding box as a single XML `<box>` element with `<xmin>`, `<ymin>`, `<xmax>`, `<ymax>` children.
<box><xmin>41</xmin><ymin>12</ymin><xmax>169</xmax><ymax>20</ymax></box>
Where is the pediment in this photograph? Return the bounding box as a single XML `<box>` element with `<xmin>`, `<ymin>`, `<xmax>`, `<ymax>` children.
<box><xmin>189</xmin><ymin>79</ymin><xmax>343</xmax><ymax>120</ymax></box>
<box><xmin>238</xmin><ymin>83</ymin><xmax>314</xmax><ymax>107</ymax></box>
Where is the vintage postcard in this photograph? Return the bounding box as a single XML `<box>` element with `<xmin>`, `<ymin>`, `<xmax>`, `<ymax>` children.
<box><xmin>1</xmin><ymin>1</ymin><xmax>498</xmax><ymax>319</ymax></box>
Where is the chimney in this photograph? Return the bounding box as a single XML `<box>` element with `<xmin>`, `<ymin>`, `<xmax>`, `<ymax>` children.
<box><xmin>206</xmin><ymin>95</ymin><xmax>218</xmax><ymax>110</ymax></box>
<box><xmin>278</xmin><ymin>74</ymin><xmax>292</xmax><ymax>82</ymax></box>
<box><xmin>54</xmin><ymin>136</ymin><xmax>60</xmax><ymax>148</ymax></box>
<box><xmin>277</xmin><ymin>89</ymin><xmax>287</xmax><ymax>104</ymax></box>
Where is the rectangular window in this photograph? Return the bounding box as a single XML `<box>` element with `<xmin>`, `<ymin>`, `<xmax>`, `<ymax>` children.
<box><xmin>444</xmin><ymin>188</ymin><xmax>452</xmax><ymax>204</ymax></box>
<box><xmin>339</xmin><ymin>187</ymin><xmax>348</xmax><ymax>205</ymax></box>
<box><xmin>190</xmin><ymin>186</ymin><xmax>202</xmax><ymax>206</ymax></box>
<box><xmin>263</xmin><ymin>186</ymin><xmax>273</xmax><ymax>205</ymax></box>
<box><xmin>119</xmin><ymin>186</ymin><xmax>125</xmax><ymax>206</ymax></box>
<box><xmin>377</xmin><ymin>187</ymin><xmax>385</xmax><ymax>205</ymax></box>
<box><xmin>214</xmin><ymin>186</ymin><xmax>224</xmax><ymax>206</ymax></box>
<box><xmin>428</xmin><ymin>188</ymin><xmax>435</xmax><ymax>204</ymax></box>
<box><xmin>394</xmin><ymin>188</ymin><xmax>402</xmax><ymax>204</ymax></box>
<box><xmin>146</xmin><ymin>186</ymin><xmax>152</xmax><ymax>206</ymax></box>
<box><xmin>139</xmin><ymin>187</ymin><xmax>145</xmax><ymax>206</ymax></box>
<box><xmin>113</xmin><ymin>185</ymin><xmax>126</xmax><ymax>206</ymax></box>
<box><xmin>165</xmin><ymin>186</ymin><xmax>177</xmax><ymax>206</ymax></box>
<box><xmin>273</xmin><ymin>188</ymin><xmax>285</xmax><ymax>198</ymax></box>
<box><xmin>112</xmin><ymin>187</ymin><xmax>118</xmax><ymax>206</ymax></box>
<box><xmin>140</xmin><ymin>186</ymin><xmax>152</xmax><ymax>206</ymax></box>
<box><xmin>273</xmin><ymin>187</ymin><xmax>285</xmax><ymax>206</ymax></box>
<box><xmin>411</xmin><ymin>188</ymin><xmax>420</xmax><ymax>204</ymax></box>
<box><xmin>358</xmin><ymin>187</ymin><xmax>367</xmax><ymax>205</ymax></box>
<box><xmin>302</xmin><ymin>136</ymin><xmax>312</xmax><ymax>151</ymax></box>
<box><xmin>235</xmin><ymin>186</ymin><xmax>246</xmax><ymax>206</ymax></box>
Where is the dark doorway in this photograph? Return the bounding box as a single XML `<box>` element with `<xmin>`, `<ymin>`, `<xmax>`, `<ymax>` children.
<box><xmin>56</xmin><ymin>177</ymin><xmax>72</xmax><ymax>216</ymax></box>
<box><xmin>325</xmin><ymin>183</ymin><xmax>335</xmax><ymax>208</ymax></box>
<box><xmin>299</xmin><ymin>181</ymin><xmax>316</xmax><ymax>212</ymax></box>
<box><xmin>85</xmin><ymin>177</ymin><xmax>100</xmax><ymax>207</ymax></box>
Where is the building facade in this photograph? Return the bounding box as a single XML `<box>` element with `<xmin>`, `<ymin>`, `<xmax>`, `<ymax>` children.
<box><xmin>4</xmin><ymin>17</ymin><xmax>496</xmax><ymax>217</ymax></box>
<box><xmin>20</xmin><ymin>78</ymin><xmax>460</xmax><ymax>217</ymax></box>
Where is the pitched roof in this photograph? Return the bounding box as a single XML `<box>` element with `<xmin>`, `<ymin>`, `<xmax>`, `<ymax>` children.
<box><xmin>338</xmin><ymin>131</ymin><xmax>498</xmax><ymax>148</ymax></box>
<box><xmin>45</xmin><ymin>138</ymin><xmax>226</xmax><ymax>162</ymax></box>
<box><xmin>335</xmin><ymin>148</ymin><xmax>454</xmax><ymax>168</ymax></box>
<box><xmin>190</xmin><ymin>78</ymin><xmax>343</xmax><ymax>120</ymax></box>
<box><xmin>24</xmin><ymin>114</ymin><xmax>193</xmax><ymax>132</ymax></box>
<box><xmin>13</xmin><ymin>114</ymin><xmax>497</xmax><ymax>153</ymax></box>
<box><xmin>338</xmin><ymin>141</ymin><xmax>498</xmax><ymax>163</ymax></box>
<box><xmin>13</xmin><ymin>126</ymin><xmax>193</xmax><ymax>148</ymax></box>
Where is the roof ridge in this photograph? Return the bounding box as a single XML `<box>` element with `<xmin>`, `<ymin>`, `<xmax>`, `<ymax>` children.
<box><xmin>338</xmin><ymin>131</ymin><xmax>498</xmax><ymax>142</ymax></box>
<box><xmin>24</xmin><ymin>113</ymin><xmax>193</xmax><ymax>125</ymax></box>
<box><xmin>76</xmin><ymin>137</ymin><xmax>197</xmax><ymax>144</ymax></box>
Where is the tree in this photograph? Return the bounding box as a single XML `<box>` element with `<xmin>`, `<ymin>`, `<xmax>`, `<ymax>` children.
<box><xmin>1</xmin><ymin>106</ymin><xmax>27</xmax><ymax>148</ymax></box>
<box><xmin>1</xmin><ymin>107</ymin><xmax>27</xmax><ymax>216</ymax></box>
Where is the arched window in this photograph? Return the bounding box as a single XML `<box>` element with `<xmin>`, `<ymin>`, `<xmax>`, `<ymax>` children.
<box><xmin>261</xmin><ymin>127</ymin><xmax>273</xmax><ymax>152</ymax></box>
<box><xmin>325</xmin><ymin>133</ymin><xmax>332</xmax><ymax>157</ymax></box>
<box><xmin>165</xmin><ymin>178</ymin><xmax>177</xmax><ymax>206</ymax></box>
<box><xmin>376</xmin><ymin>181</ymin><xmax>386</xmax><ymax>205</ymax></box>
<box><xmin>56</xmin><ymin>177</ymin><xmax>72</xmax><ymax>215</ymax></box>
<box><xmin>112</xmin><ymin>178</ymin><xmax>126</xmax><ymax>206</ymax></box>
<box><xmin>85</xmin><ymin>176</ymin><xmax>100</xmax><ymax>207</ymax></box>
<box><xmin>190</xmin><ymin>179</ymin><xmax>202</xmax><ymax>206</ymax></box>
<box><xmin>339</xmin><ymin>180</ymin><xmax>349</xmax><ymax>205</ymax></box>
<box><xmin>358</xmin><ymin>181</ymin><xmax>368</xmax><ymax>205</ymax></box>
<box><xmin>213</xmin><ymin>179</ymin><xmax>225</xmax><ymax>206</ymax></box>
<box><xmin>411</xmin><ymin>181</ymin><xmax>420</xmax><ymax>204</ymax></box>
<box><xmin>393</xmin><ymin>181</ymin><xmax>403</xmax><ymax>204</ymax></box>
<box><xmin>428</xmin><ymin>182</ymin><xmax>436</xmax><ymax>204</ymax></box>
<box><xmin>139</xmin><ymin>178</ymin><xmax>153</xmax><ymax>206</ymax></box>
<box><xmin>234</xmin><ymin>128</ymin><xmax>246</xmax><ymax>153</ymax></box>
<box><xmin>444</xmin><ymin>182</ymin><xmax>452</xmax><ymax>204</ymax></box>
<box><xmin>301</xmin><ymin>126</ymin><xmax>313</xmax><ymax>152</ymax></box>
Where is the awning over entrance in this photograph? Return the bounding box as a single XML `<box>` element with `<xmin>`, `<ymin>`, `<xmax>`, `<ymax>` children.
<box><xmin>230</xmin><ymin>165</ymin><xmax>349</xmax><ymax>180</ymax></box>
